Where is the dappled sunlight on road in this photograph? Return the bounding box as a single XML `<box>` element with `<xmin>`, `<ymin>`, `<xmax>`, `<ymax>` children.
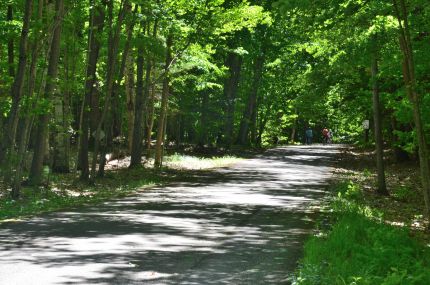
<box><xmin>0</xmin><ymin>145</ymin><xmax>340</xmax><ymax>285</ymax></box>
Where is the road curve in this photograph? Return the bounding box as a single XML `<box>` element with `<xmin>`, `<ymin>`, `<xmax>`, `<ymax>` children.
<box><xmin>0</xmin><ymin>145</ymin><xmax>339</xmax><ymax>285</ymax></box>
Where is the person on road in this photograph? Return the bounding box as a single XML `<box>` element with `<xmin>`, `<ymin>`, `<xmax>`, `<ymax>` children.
<box><xmin>305</xmin><ymin>127</ymin><xmax>313</xmax><ymax>145</ymax></box>
<box><xmin>322</xmin><ymin>127</ymin><xmax>329</xmax><ymax>144</ymax></box>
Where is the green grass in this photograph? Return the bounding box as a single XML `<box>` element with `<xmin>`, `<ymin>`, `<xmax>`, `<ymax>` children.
<box><xmin>293</xmin><ymin>180</ymin><xmax>430</xmax><ymax>285</ymax></box>
<box><xmin>163</xmin><ymin>153</ymin><xmax>241</xmax><ymax>169</ymax></box>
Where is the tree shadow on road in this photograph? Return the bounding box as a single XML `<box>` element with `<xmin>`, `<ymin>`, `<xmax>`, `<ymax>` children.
<box><xmin>0</xmin><ymin>146</ymin><xmax>340</xmax><ymax>285</ymax></box>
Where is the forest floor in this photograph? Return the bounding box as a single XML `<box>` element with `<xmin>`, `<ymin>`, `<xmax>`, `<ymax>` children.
<box><xmin>334</xmin><ymin>146</ymin><xmax>429</xmax><ymax>240</ymax></box>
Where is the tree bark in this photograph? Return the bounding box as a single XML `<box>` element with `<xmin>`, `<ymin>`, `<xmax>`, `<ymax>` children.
<box><xmin>125</xmin><ymin>51</ymin><xmax>135</xmax><ymax>153</ymax></box>
<box><xmin>7</xmin><ymin>4</ymin><xmax>15</xmax><ymax>78</ymax></box>
<box><xmin>224</xmin><ymin>52</ymin><xmax>242</xmax><ymax>147</ymax></box>
<box><xmin>371</xmin><ymin>36</ymin><xmax>388</xmax><ymax>195</ymax></box>
<box><xmin>28</xmin><ymin>0</ymin><xmax>64</xmax><ymax>186</ymax></box>
<box><xmin>112</xmin><ymin>4</ymin><xmax>138</xmax><ymax>139</ymax></box>
<box><xmin>92</xmin><ymin>0</ymin><xmax>130</xmax><ymax>178</ymax></box>
<box><xmin>237</xmin><ymin>56</ymin><xmax>264</xmax><ymax>145</ymax></box>
<box><xmin>78</xmin><ymin>0</ymin><xmax>106</xmax><ymax>180</ymax></box>
<box><xmin>130</xmin><ymin>19</ymin><xmax>158</xmax><ymax>167</ymax></box>
<box><xmin>129</xmin><ymin>25</ymin><xmax>146</xmax><ymax>168</ymax></box>
<box><xmin>198</xmin><ymin>90</ymin><xmax>209</xmax><ymax>147</ymax></box>
<box><xmin>392</xmin><ymin>0</ymin><xmax>430</xmax><ymax>221</ymax></box>
<box><xmin>52</xmin><ymin>75</ymin><xmax>70</xmax><ymax>172</ymax></box>
<box><xmin>11</xmin><ymin>0</ymin><xmax>46</xmax><ymax>197</ymax></box>
<box><xmin>145</xmin><ymin>77</ymin><xmax>156</xmax><ymax>159</ymax></box>
<box><xmin>0</xmin><ymin>0</ymin><xmax>33</xmax><ymax>164</ymax></box>
<box><xmin>154</xmin><ymin>34</ymin><xmax>173</xmax><ymax>168</ymax></box>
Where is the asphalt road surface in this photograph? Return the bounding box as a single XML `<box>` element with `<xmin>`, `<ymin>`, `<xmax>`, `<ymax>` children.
<box><xmin>0</xmin><ymin>145</ymin><xmax>339</xmax><ymax>285</ymax></box>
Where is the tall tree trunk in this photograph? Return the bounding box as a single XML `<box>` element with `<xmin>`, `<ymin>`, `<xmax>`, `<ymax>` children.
<box><xmin>237</xmin><ymin>56</ymin><xmax>264</xmax><ymax>145</ymax></box>
<box><xmin>129</xmin><ymin>25</ymin><xmax>146</xmax><ymax>168</ymax></box>
<box><xmin>250</xmin><ymin>99</ymin><xmax>258</xmax><ymax>145</ymax></box>
<box><xmin>52</xmin><ymin>70</ymin><xmax>70</xmax><ymax>172</ymax></box>
<box><xmin>393</xmin><ymin>0</ymin><xmax>430</xmax><ymax>222</ymax></box>
<box><xmin>112</xmin><ymin>4</ymin><xmax>138</xmax><ymax>139</ymax></box>
<box><xmin>154</xmin><ymin>34</ymin><xmax>173</xmax><ymax>168</ymax></box>
<box><xmin>125</xmin><ymin>51</ymin><xmax>135</xmax><ymax>153</ymax></box>
<box><xmin>224</xmin><ymin>52</ymin><xmax>242</xmax><ymax>147</ymax></box>
<box><xmin>0</xmin><ymin>0</ymin><xmax>33</xmax><ymax>164</ymax></box>
<box><xmin>28</xmin><ymin>0</ymin><xmax>64</xmax><ymax>186</ymax></box>
<box><xmin>290</xmin><ymin>108</ymin><xmax>298</xmax><ymax>143</ymax></box>
<box><xmin>198</xmin><ymin>90</ymin><xmax>209</xmax><ymax>147</ymax></box>
<box><xmin>371</xmin><ymin>36</ymin><xmax>387</xmax><ymax>195</ymax></box>
<box><xmin>145</xmin><ymin>77</ymin><xmax>156</xmax><ymax>159</ymax></box>
<box><xmin>130</xmin><ymin>19</ymin><xmax>158</xmax><ymax>167</ymax></box>
<box><xmin>78</xmin><ymin>0</ymin><xmax>106</xmax><ymax>180</ymax></box>
<box><xmin>11</xmin><ymin>0</ymin><xmax>46</xmax><ymax>197</ymax></box>
<box><xmin>92</xmin><ymin>0</ymin><xmax>130</xmax><ymax>178</ymax></box>
<box><xmin>257</xmin><ymin>104</ymin><xmax>271</xmax><ymax>147</ymax></box>
<box><xmin>7</xmin><ymin>4</ymin><xmax>15</xmax><ymax>78</ymax></box>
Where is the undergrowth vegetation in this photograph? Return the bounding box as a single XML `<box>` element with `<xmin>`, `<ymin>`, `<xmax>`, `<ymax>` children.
<box><xmin>293</xmin><ymin>180</ymin><xmax>430</xmax><ymax>285</ymax></box>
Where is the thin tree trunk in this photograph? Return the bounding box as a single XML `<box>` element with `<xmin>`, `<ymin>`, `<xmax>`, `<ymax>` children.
<box><xmin>125</xmin><ymin>51</ymin><xmax>135</xmax><ymax>152</ymax></box>
<box><xmin>28</xmin><ymin>0</ymin><xmax>64</xmax><ymax>186</ymax></box>
<box><xmin>145</xmin><ymin>78</ymin><xmax>156</xmax><ymax>159</ymax></box>
<box><xmin>393</xmin><ymin>0</ymin><xmax>430</xmax><ymax>222</ymax></box>
<box><xmin>130</xmin><ymin>19</ymin><xmax>158</xmax><ymax>167</ymax></box>
<box><xmin>11</xmin><ymin>0</ymin><xmax>46</xmax><ymax>197</ymax></box>
<box><xmin>237</xmin><ymin>56</ymin><xmax>264</xmax><ymax>145</ymax></box>
<box><xmin>112</xmin><ymin>4</ymin><xmax>137</xmax><ymax>138</ymax></box>
<box><xmin>78</xmin><ymin>0</ymin><xmax>106</xmax><ymax>180</ymax></box>
<box><xmin>129</xmin><ymin>24</ymin><xmax>146</xmax><ymax>168</ymax></box>
<box><xmin>257</xmin><ymin>104</ymin><xmax>271</xmax><ymax>147</ymax></box>
<box><xmin>154</xmin><ymin>34</ymin><xmax>173</xmax><ymax>168</ymax></box>
<box><xmin>290</xmin><ymin>108</ymin><xmax>298</xmax><ymax>143</ymax></box>
<box><xmin>0</xmin><ymin>0</ymin><xmax>33</xmax><ymax>164</ymax></box>
<box><xmin>250</xmin><ymin>99</ymin><xmax>258</xmax><ymax>145</ymax></box>
<box><xmin>198</xmin><ymin>90</ymin><xmax>209</xmax><ymax>147</ymax></box>
<box><xmin>53</xmin><ymin>21</ymin><xmax>75</xmax><ymax>173</ymax></box>
<box><xmin>371</xmin><ymin>35</ymin><xmax>387</xmax><ymax>195</ymax></box>
<box><xmin>224</xmin><ymin>52</ymin><xmax>242</xmax><ymax>147</ymax></box>
<box><xmin>92</xmin><ymin>0</ymin><xmax>130</xmax><ymax>178</ymax></box>
<box><xmin>7</xmin><ymin>4</ymin><xmax>15</xmax><ymax>78</ymax></box>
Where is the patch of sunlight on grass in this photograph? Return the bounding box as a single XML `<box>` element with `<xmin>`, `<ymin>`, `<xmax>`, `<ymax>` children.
<box><xmin>163</xmin><ymin>154</ymin><xmax>241</xmax><ymax>170</ymax></box>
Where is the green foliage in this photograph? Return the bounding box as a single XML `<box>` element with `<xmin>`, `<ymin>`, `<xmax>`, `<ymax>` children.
<box><xmin>294</xmin><ymin>213</ymin><xmax>430</xmax><ymax>285</ymax></box>
<box><xmin>293</xmin><ymin>180</ymin><xmax>430</xmax><ymax>285</ymax></box>
<box><xmin>392</xmin><ymin>185</ymin><xmax>418</xmax><ymax>202</ymax></box>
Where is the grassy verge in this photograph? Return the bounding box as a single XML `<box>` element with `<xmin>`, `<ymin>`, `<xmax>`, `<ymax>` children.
<box><xmin>293</xmin><ymin>147</ymin><xmax>430</xmax><ymax>285</ymax></box>
<box><xmin>0</xmin><ymin>154</ymin><xmax>241</xmax><ymax>223</ymax></box>
<box><xmin>294</xmin><ymin>180</ymin><xmax>430</xmax><ymax>284</ymax></box>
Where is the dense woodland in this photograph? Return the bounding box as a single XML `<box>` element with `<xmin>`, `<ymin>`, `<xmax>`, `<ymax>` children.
<box><xmin>0</xmin><ymin>0</ymin><xmax>429</xmax><ymax>219</ymax></box>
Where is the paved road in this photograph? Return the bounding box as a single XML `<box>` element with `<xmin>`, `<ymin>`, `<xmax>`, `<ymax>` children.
<box><xmin>0</xmin><ymin>145</ymin><xmax>339</xmax><ymax>285</ymax></box>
